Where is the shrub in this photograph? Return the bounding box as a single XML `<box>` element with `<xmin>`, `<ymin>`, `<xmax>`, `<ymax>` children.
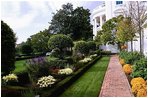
<box><xmin>95</xmin><ymin>50</ymin><xmax>101</xmax><ymax>55</ymax></box>
<box><xmin>16</xmin><ymin>71</ymin><xmax>30</xmax><ymax>86</ymax></box>
<box><xmin>48</xmin><ymin>34</ymin><xmax>73</xmax><ymax>58</ymax></box>
<box><xmin>120</xmin><ymin>51</ymin><xmax>144</xmax><ymax>65</ymax></box>
<box><xmin>131</xmin><ymin>77</ymin><xmax>146</xmax><ymax>86</ymax></box>
<box><xmin>21</xmin><ymin>44</ymin><xmax>33</xmax><ymax>55</ymax></box>
<box><xmin>72</xmin><ymin>52</ymin><xmax>85</xmax><ymax>63</ymax></box>
<box><xmin>119</xmin><ymin>50</ymin><xmax>128</xmax><ymax>60</ymax></box>
<box><xmin>58</xmin><ymin>68</ymin><xmax>73</xmax><ymax>75</ymax></box>
<box><xmin>50</xmin><ymin>48</ymin><xmax>61</xmax><ymax>58</ymax></box>
<box><xmin>74</xmin><ymin>41</ymin><xmax>89</xmax><ymax>56</ymax></box>
<box><xmin>101</xmin><ymin>51</ymin><xmax>111</xmax><ymax>55</ymax></box>
<box><xmin>37</xmin><ymin>75</ymin><xmax>56</xmax><ymax>88</ymax></box>
<box><xmin>87</xmin><ymin>41</ymin><xmax>96</xmax><ymax>52</ymax></box>
<box><xmin>122</xmin><ymin>64</ymin><xmax>132</xmax><ymax>74</ymax></box>
<box><xmin>130</xmin><ymin>57</ymin><xmax>147</xmax><ymax>80</ymax></box>
<box><xmin>25</xmin><ymin>57</ymin><xmax>50</xmax><ymax>84</ymax></box>
<box><xmin>136</xmin><ymin>88</ymin><xmax>147</xmax><ymax>97</ymax></box>
<box><xmin>64</xmin><ymin>57</ymin><xmax>74</xmax><ymax>64</ymax></box>
<box><xmin>48</xmin><ymin>59</ymin><xmax>67</xmax><ymax>68</ymax></box>
<box><xmin>1</xmin><ymin>20</ymin><xmax>16</xmax><ymax>75</ymax></box>
<box><xmin>119</xmin><ymin>59</ymin><xmax>125</xmax><ymax>65</ymax></box>
<box><xmin>131</xmin><ymin>77</ymin><xmax>147</xmax><ymax>97</ymax></box>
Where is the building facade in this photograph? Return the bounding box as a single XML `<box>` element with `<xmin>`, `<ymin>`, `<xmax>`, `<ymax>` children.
<box><xmin>91</xmin><ymin>1</ymin><xmax>147</xmax><ymax>55</ymax></box>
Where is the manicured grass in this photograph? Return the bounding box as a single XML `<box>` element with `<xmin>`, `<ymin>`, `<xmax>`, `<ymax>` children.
<box><xmin>13</xmin><ymin>56</ymin><xmax>56</xmax><ymax>74</ymax></box>
<box><xmin>13</xmin><ymin>60</ymin><xmax>26</xmax><ymax>73</ymax></box>
<box><xmin>60</xmin><ymin>56</ymin><xmax>110</xmax><ymax>97</ymax></box>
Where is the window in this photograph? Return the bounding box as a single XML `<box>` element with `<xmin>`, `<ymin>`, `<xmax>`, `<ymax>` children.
<box><xmin>116</xmin><ymin>1</ymin><xmax>123</xmax><ymax>5</ymax></box>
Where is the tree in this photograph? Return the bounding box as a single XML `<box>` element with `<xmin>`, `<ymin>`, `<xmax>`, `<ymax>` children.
<box><xmin>49</xmin><ymin>3</ymin><xmax>73</xmax><ymax>35</ymax></box>
<box><xmin>48</xmin><ymin>34</ymin><xmax>73</xmax><ymax>58</ymax></box>
<box><xmin>29</xmin><ymin>29</ymin><xmax>51</xmax><ymax>53</ymax></box>
<box><xmin>71</xmin><ymin>7</ymin><xmax>93</xmax><ymax>40</ymax></box>
<box><xmin>1</xmin><ymin>20</ymin><xmax>16</xmax><ymax>75</ymax></box>
<box><xmin>95</xmin><ymin>16</ymin><xmax>123</xmax><ymax>46</ymax></box>
<box><xmin>116</xmin><ymin>17</ymin><xmax>136</xmax><ymax>51</ymax></box>
<box><xmin>124</xmin><ymin>1</ymin><xmax>147</xmax><ymax>53</ymax></box>
<box><xmin>49</xmin><ymin>3</ymin><xmax>93</xmax><ymax>41</ymax></box>
<box><xmin>21</xmin><ymin>44</ymin><xmax>33</xmax><ymax>55</ymax></box>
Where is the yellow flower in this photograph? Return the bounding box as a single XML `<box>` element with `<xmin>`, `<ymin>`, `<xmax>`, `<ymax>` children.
<box><xmin>132</xmin><ymin>83</ymin><xmax>146</xmax><ymax>94</ymax></box>
<box><xmin>137</xmin><ymin>88</ymin><xmax>147</xmax><ymax>97</ymax></box>
<box><xmin>2</xmin><ymin>74</ymin><xmax>18</xmax><ymax>82</ymax></box>
<box><xmin>131</xmin><ymin>77</ymin><xmax>146</xmax><ymax>86</ymax></box>
<box><xmin>123</xmin><ymin>64</ymin><xmax>132</xmax><ymax>74</ymax></box>
<box><xmin>119</xmin><ymin>59</ymin><xmax>125</xmax><ymax>65</ymax></box>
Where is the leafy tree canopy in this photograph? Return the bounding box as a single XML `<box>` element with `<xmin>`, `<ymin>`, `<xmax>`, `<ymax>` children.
<box><xmin>49</xmin><ymin>3</ymin><xmax>93</xmax><ymax>41</ymax></box>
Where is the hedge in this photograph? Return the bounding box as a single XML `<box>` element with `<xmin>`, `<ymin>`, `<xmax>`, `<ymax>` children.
<box><xmin>15</xmin><ymin>53</ymin><xmax>45</xmax><ymax>61</ymax></box>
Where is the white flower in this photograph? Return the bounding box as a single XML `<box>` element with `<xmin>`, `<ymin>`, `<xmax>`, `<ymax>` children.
<box><xmin>2</xmin><ymin>74</ymin><xmax>18</xmax><ymax>83</ymax></box>
<box><xmin>37</xmin><ymin>75</ymin><xmax>56</xmax><ymax>88</ymax></box>
<box><xmin>58</xmin><ymin>68</ymin><xmax>73</xmax><ymax>75</ymax></box>
<box><xmin>79</xmin><ymin>57</ymin><xmax>92</xmax><ymax>63</ymax></box>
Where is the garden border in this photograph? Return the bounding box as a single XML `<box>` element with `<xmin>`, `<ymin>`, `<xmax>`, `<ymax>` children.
<box><xmin>41</xmin><ymin>55</ymin><xmax>102</xmax><ymax>97</ymax></box>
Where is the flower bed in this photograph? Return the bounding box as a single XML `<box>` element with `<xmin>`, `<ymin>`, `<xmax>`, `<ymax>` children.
<box><xmin>2</xmin><ymin>54</ymin><xmax>101</xmax><ymax>97</ymax></box>
<box><xmin>119</xmin><ymin>51</ymin><xmax>147</xmax><ymax>97</ymax></box>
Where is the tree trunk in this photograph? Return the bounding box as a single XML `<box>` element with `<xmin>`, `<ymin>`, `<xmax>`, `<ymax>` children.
<box><xmin>131</xmin><ymin>40</ymin><xmax>133</xmax><ymax>52</ymax></box>
<box><xmin>139</xmin><ymin>30</ymin><xmax>143</xmax><ymax>54</ymax></box>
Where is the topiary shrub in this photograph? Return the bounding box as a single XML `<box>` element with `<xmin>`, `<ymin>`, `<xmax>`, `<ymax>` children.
<box><xmin>48</xmin><ymin>34</ymin><xmax>73</xmax><ymax>59</ymax></box>
<box><xmin>1</xmin><ymin>20</ymin><xmax>16</xmax><ymax>75</ymax></box>
<box><xmin>87</xmin><ymin>41</ymin><xmax>96</xmax><ymax>53</ymax></box>
<box><xmin>74</xmin><ymin>41</ymin><xmax>89</xmax><ymax>56</ymax></box>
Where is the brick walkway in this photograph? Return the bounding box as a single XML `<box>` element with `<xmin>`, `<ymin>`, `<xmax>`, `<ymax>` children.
<box><xmin>99</xmin><ymin>55</ymin><xmax>134</xmax><ymax>97</ymax></box>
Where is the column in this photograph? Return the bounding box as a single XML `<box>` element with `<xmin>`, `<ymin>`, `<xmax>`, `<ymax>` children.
<box><xmin>94</xmin><ymin>18</ymin><xmax>97</xmax><ymax>36</ymax></box>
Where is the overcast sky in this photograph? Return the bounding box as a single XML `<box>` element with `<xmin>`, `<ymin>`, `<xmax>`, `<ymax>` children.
<box><xmin>1</xmin><ymin>0</ymin><xmax>103</xmax><ymax>44</ymax></box>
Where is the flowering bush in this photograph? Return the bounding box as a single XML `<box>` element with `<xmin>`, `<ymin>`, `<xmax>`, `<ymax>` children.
<box><xmin>90</xmin><ymin>54</ymin><xmax>97</xmax><ymax>59</ymax></box>
<box><xmin>119</xmin><ymin>59</ymin><xmax>125</xmax><ymax>65</ymax></box>
<box><xmin>26</xmin><ymin>57</ymin><xmax>50</xmax><ymax>83</ymax></box>
<box><xmin>58</xmin><ymin>68</ymin><xmax>73</xmax><ymax>75</ymax></box>
<box><xmin>2</xmin><ymin>74</ymin><xmax>18</xmax><ymax>83</ymax></box>
<box><xmin>79</xmin><ymin>57</ymin><xmax>92</xmax><ymax>63</ymax></box>
<box><xmin>131</xmin><ymin>77</ymin><xmax>147</xmax><ymax>97</ymax></box>
<box><xmin>37</xmin><ymin>75</ymin><xmax>56</xmax><ymax>88</ymax></box>
<box><xmin>123</xmin><ymin>64</ymin><xmax>132</xmax><ymax>74</ymax></box>
<box><xmin>137</xmin><ymin>88</ymin><xmax>147</xmax><ymax>97</ymax></box>
<box><xmin>131</xmin><ymin>77</ymin><xmax>146</xmax><ymax>86</ymax></box>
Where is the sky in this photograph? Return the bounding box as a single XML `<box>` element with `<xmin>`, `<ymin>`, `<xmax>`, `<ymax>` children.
<box><xmin>1</xmin><ymin>0</ymin><xmax>103</xmax><ymax>44</ymax></box>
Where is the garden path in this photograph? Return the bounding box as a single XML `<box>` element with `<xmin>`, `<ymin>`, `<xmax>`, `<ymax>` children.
<box><xmin>99</xmin><ymin>55</ymin><xmax>134</xmax><ymax>97</ymax></box>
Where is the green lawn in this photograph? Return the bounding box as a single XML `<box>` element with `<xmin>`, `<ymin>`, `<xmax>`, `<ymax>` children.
<box><xmin>60</xmin><ymin>56</ymin><xmax>110</xmax><ymax>97</ymax></box>
<box><xmin>13</xmin><ymin>60</ymin><xmax>26</xmax><ymax>74</ymax></box>
<box><xmin>13</xmin><ymin>56</ymin><xmax>56</xmax><ymax>74</ymax></box>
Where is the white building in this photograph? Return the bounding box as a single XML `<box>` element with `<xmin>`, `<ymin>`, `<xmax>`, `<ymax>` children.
<box><xmin>91</xmin><ymin>1</ymin><xmax>147</xmax><ymax>55</ymax></box>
